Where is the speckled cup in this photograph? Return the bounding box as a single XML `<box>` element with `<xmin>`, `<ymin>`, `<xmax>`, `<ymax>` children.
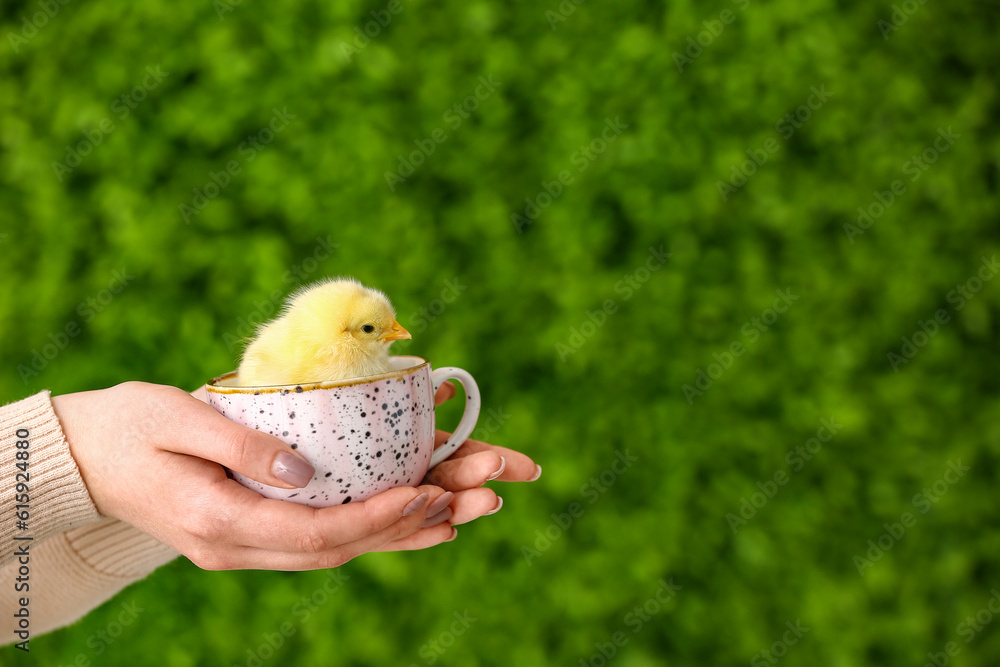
<box><xmin>206</xmin><ymin>355</ymin><xmax>480</xmax><ymax>508</ymax></box>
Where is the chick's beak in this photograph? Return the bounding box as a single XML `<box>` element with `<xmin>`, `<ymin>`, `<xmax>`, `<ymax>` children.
<box><xmin>381</xmin><ymin>320</ymin><xmax>412</xmax><ymax>342</ymax></box>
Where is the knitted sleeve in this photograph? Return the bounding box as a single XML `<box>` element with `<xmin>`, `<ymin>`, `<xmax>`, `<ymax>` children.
<box><xmin>0</xmin><ymin>517</ymin><xmax>179</xmax><ymax>644</ymax></box>
<box><xmin>0</xmin><ymin>391</ymin><xmax>179</xmax><ymax>646</ymax></box>
<box><xmin>0</xmin><ymin>391</ymin><xmax>102</xmax><ymax>563</ymax></box>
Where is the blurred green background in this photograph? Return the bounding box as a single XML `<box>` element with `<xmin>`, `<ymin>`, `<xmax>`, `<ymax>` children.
<box><xmin>2</xmin><ymin>0</ymin><xmax>999</xmax><ymax>664</ymax></box>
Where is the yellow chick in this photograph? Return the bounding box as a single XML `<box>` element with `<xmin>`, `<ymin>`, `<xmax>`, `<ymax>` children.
<box><xmin>237</xmin><ymin>278</ymin><xmax>411</xmax><ymax>386</ymax></box>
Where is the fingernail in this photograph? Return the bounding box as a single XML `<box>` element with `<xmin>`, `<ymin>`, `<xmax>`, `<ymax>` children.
<box><xmin>425</xmin><ymin>491</ymin><xmax>454</xmax><ymax>518</ymax></box>
<box><xmin>402</xmin><ymin>493</ymin><xmax>430</xmax><ymax>516</ymax></box>
<box><xmin>445</xmin><ymin>527</ymin><xmax>458</xmax><ymax>542</ymax></box>
<box><xmin>421</xmin><ymin>507</ymin><xmax>453</xmax><ymax>528</ymax></box>
<box><xmin>485</xmin><ymin>496</ymin><xmax>503</xmax><ymax>515</ymax></box>
<box><xmin>528</xmin><ymin>464</ymin><xmax>542</xmax><ymax>482</ymax></box>
<box><xmin>487</xmin><ymin>456</ymin><xmax>506</xmax><ymax>481</ymax></box>
<box><xmin>272</xmin><ymin>452</ymin><xmax>315</xmax><ymax>487</ymax></box>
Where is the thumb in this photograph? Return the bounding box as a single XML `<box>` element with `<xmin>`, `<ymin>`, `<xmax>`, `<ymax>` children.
<box><xmin>165</xmin><ymin>399</ymin><xmax>316</xmax><ymax>489</ymax></box>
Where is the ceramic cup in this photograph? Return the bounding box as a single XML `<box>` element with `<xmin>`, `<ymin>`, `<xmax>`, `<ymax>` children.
<box><xmin>206</xmin><ymin>355</ymin><xmax>480</xmax><ymax>508</ymax></box>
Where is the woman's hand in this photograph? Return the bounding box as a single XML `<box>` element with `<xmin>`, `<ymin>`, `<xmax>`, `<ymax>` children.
<box><xmin>53</xmin><ymin>381</ymin><xmax>539</xmax><ymax>569</ymax></box>
<box><xmin>372</xmin><ymin>381</ymin><xmax>541</xmax><ymax>549</ymax></box>
<box><xmin>53</xmin><ymin>381</ymin><xmax>452</xmax><ymax>570</ymax></box>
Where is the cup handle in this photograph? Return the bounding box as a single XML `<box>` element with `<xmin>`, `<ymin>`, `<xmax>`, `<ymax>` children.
<box><xmin>429</xmin><ymin>367</ymin><xmax>481</xmax><ymax>468</ymax></box>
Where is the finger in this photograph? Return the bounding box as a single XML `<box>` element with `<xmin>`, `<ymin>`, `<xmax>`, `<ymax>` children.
<box><xmin>296</xmin><ymin>486</ymin><xmax>450</xmax><ymax>558</ymax></box>
<box><xmin>190</xmin><ymin>385</ymin><xmax>209</xmax><ymax>403</ymax></box>
<box><xmin>448</xmin><ymin>488</ymin><xmax>502</xmax><ymax>526</ymax></box>
<box><xmin>191</xmin><ymin>523</ymin><xmax>459</xmax><ymax>570</ymax></box>
<box><xmin>421</xmin><ymin>507</ymin><xmax>453</xmax><ymax>528</ymax></box>
<box><xmin>188</xmin><ymin>498</ymin><xmax>457</xmax><ymax>570</ymax></box>
<box><xmin>433</xmin><ymin>431</ymin><xmax>539</xmax><ymax>482</ymax></box>
<box><xmin>161</xmin><ymin>397</ymin><xmax>316</xmax><ymax>489</ymax></box>
<box><xmin>434</xmin><ymin>381</ymin><xmax>456</xmax><ymax>406</ymax></box>
<box><xmin>424</xmin><ymin>450</ymin><xmax>505</xmax><ymax>489</ymax></box>
<box><xmin>207</xmin><ymin>479</ymin><xmax>448</xmax><ymax>553</ymax></box>
<box><xmin>375</xmin><ymin>524</ymin><xmax>457</xmax><ymax>552</ymax></box>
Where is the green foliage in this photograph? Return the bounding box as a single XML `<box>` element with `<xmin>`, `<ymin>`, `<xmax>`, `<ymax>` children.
<box><xmin>1</xmin><ymin>0</ymin><xmax>999</xmax><ymax>664</ymax></box>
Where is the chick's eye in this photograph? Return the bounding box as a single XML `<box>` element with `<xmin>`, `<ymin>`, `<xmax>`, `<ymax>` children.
<box><xmin>362</xmin><ymin>325</ymin><xmax>376</xmax><ymax>334</ymax></box>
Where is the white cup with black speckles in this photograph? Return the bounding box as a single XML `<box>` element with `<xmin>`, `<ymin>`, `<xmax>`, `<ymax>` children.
<box><xmin>206</xmin><ymin>355</ymin><xmax>480</xmax><ymax>508</ymax></box>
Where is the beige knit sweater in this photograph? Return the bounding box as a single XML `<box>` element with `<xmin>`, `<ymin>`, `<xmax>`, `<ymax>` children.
<box><xmin>0</xmin><ymin>391</ymin><xmax>179</xmax><ymax>646</ymax></box>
